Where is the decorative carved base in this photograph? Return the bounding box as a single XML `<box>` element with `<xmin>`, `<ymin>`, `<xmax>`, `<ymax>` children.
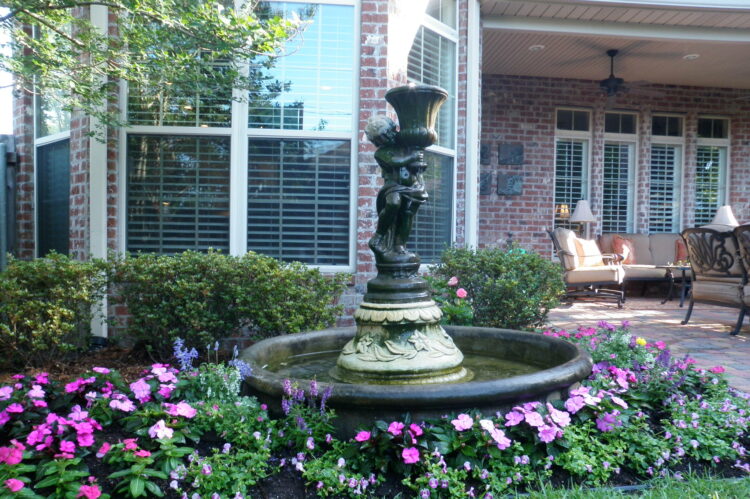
<box><xmin>335</xmin><ymin>301</ymin><xmax>467</xmax><ymax>384</ymax></box>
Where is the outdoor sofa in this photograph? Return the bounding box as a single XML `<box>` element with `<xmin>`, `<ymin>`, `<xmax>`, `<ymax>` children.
<box><xmin>597</xmin><ymin>233</ymin><xmax>684</xmax><ymax>291</ymax></box>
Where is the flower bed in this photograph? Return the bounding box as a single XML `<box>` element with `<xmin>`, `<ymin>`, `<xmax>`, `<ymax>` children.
<box><xmin>0</xmin><ymin>323</ymin><xmax>749</xmax><ymax>498</ymax></box>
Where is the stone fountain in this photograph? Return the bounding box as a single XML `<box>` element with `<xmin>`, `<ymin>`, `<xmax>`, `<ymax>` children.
<box><xmin>241</xmin><ymin>84</ymin><xmax>591</xmax><ymax>435</ymax></box>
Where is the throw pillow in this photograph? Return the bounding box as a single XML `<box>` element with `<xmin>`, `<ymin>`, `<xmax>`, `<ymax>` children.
<box><xmin>612</xmin><ymin>235</ymin><xmax>636</xmax><ymax>264</ymax></box>
<box><xmin>675</xmin><ymin>238</ymin><xmax>688</xmax><ymax>263</ymax></box>
<box><xmin>573</xmin><ymin>238</ymin><xmax>604</xmax><ymax>267</ymax></box>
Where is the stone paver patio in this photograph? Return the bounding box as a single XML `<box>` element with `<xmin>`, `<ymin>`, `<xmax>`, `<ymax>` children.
<box><xmin>546</xmin><ymin>296</ymin><xmax>750</xmax><ymax>393</ymax></box>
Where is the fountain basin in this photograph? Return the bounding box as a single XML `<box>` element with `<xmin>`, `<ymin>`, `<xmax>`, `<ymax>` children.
<box><xmin>241</xmin><ymin>326</ymin><xmax>592</xmax><ymax>436</ymax></box>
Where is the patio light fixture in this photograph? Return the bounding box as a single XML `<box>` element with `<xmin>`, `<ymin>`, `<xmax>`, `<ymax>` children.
<box><xmin>570</xmin><ymin>200</ymin><xmax>596</xmax><ymax>239</ymax></box>
<box><xmin>555</xmin><ymin>203</ymin><xmax>570</xmax><ymax>220</ymax></box>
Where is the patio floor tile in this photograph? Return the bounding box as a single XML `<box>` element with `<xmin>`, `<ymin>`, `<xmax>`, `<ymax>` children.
<box><xmin>546</xmin><ymin>297</ymin><xmax>750</xmax><ymax>393</ymax></box>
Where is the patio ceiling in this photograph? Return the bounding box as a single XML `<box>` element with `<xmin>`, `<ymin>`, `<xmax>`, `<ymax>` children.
<box><xmin>482</xmin><ymin>0</ymin><xmax>750</xmax><ymax>90</ymax></box>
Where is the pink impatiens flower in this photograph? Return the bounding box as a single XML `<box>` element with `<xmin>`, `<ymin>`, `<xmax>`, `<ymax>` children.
<box><xmin>27</xmin><ymin>384</ymin><xmax>45</xmax><ymax>399</ymax></box>
<box><xmin>96</xmin><ymin>442</ymin><xmax>111</xmax><ymax>458</ymax></box>
<box><xmin>524</xmin><ymin>411</ymin><xmax>544</xmax><ymax>427</ymax></box>
<box><xmin>710</xmin><ymin>366</ymin><xmax>726</xmax><ymax>374</ymax></box>
<box><xmin>402</xmin><ymin>447</ymin><xmax>420</xmax><ymax>464</ymax></box>
<box><xmin>538</xmin><ymin>425</ymin><xmax>559</xmax><ymax>443</ymax></box>
<box><xmin>129</xmin><ymin>379</ymin><xmax>152</xmax><ymax>403</ymax></box>
<box><xmin>451</xmin><ymin>413</ymin><xmax>474</xmax><ymax>431</ymax></box>
<box><xmin>92</xmin><ymin>367</ymin><xmax>110</xmax><ymax>374</ymax></box>
<box><xmin>387</xmin><ymin>421</ymin><xmax>405</xmax><ymax>436</ymax></box>
<box><xmin>354</xmin><ymin>431</ymin><xmax>371</xmax><ymax>442</ymax></box>
<box><xmin>546</xmin><ymin>403</ymin><xmax>571</xmax><ymax>427</ymax></box>
<box><xmin>5</xmin><ymin>403</ymin><xmax>23</xmax><ymax>414</ymax></box>
<box><xmin>60</xmin><ymin>440</ymin><xmax>76</xmax><ymax>454</ymax></box>
<box><xmin>0</xmin><ymin>440</ymin><xmax>25</xmax><ymax>465</ymax></box>
<box><xmin>504</xmin><ymin>411</ymin><xmax>524</xmax><ymax>426</ymax></box>
<box><xmin>447</xmin><ymin>276</ymin><xmax>459</xmax><ymax>286</ymax></box>
<box><xmin>0</xmin><ymin>386</ymin><xmax>13</xmax><ymax>400</ymax></box>
<box><xmin>77</xmin><ymin>484</ymin><xmax>102</xmax><ymax>499</ymax></box>
<box><xmin>134</xmin><ymin>449</ymin><xmax>151</xmax><ymax>458</ymax></box>
<box><xmin>456</xmin><ymin>288</ymin><xmax>468</xmax><ymax>299</ymax></box>
<box><xmin>163</xmin><ymin>401</ymin><xmax>197</xmax><ymax>418</ymax></box>
<box><xmin>123</xmin><ymin>438</ymin><xmax>138</xmax><ymax>451</ymax></box>
<box><xmin>479</xmin><ymin>419</ymin><xmax>511</xmax><ymax>449</ymax></box>
<box><xmin>4</xmin><ymin>478</ymin><xmax>24</xmax><ymax>492</ymax></box>
<box><xmin>409</xmin><ymin>423</ymin><xmax>423</xmax><ymax>437</ymax></box>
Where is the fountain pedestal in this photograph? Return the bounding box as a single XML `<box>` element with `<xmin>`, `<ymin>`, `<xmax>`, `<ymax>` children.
<box><xmin>335</xmin><ymin>84</ymin><xmax>466</xmax><ymax>384</ymax></box>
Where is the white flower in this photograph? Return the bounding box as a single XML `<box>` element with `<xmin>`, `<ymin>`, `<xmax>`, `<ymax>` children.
<box><xmin>148</xmin><ymin>419</ymin><xmax>174</xmax><ymax>440</ymax></box>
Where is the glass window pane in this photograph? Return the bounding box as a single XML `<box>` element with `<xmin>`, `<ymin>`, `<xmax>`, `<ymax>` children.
<box><xmin>621</xmin><ymin>114</ymin><xmax>635</xmax><ymax>134</ymax></box>
<box><xmin>247</xmin><ymin>138</ymin><xmax>351</xmax><ymax>265</ymax></box>
<box><xmin>604</xmin><ymin>113</ymin><xmax>619</xmax><ymax>134</ymax></box>
<box><xmin>126</xmin><ymin>135</ymin><xmax>231</xmax><ymax>253</ymax></box>
<box><xmin>37</xmin><ymin>140</ymin><xmax>70</xmax><ymax>255</ymax></box>
<box><xmin>697</xmin><ymin>118</ymin><xmax>728</xmax><ymax>139</ymax></box>
<box><xmin>573</xmin><ymin>111</ymin><xmax>589</xmax><ymax>131</ymax></box>
<box><xmin>667</xmin><ymin>116</ymin><xmax>682</xmax><ymax>136</ymax></box>
<box><xmin>426</xmin><ymin>0</ymin><xmax>456</xmax><ymax>28</ymax></box>
<box><xmin>652</xmin><ymin>116</ymin><xmax>666</xmax><ymax>136</ymax></box>
<box><xmin>35</xmin><ymin>91</ymin><xmax>70</xmax><ymax>138</ymax></box>
<box><xmin>557</xmin><ymin>110</ymin><xmax>573</xmax><ymax>131</ymax></box>
<box><xmin>407</xmin><ymin>26</ymin><xmax>456</xmax><ymax>149</ymax></box>
<box><xmin>413</xmin><ymin>152</ymin><xmax>453</xmax><ymax>264</ymax></box>
<box><xmin>248</xmin><ymin>3</ymin><xmax>354</xmax><ymax>133</ymax></box>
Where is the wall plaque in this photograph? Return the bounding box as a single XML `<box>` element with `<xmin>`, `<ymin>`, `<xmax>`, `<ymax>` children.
<box><xmin>497</xmin><ymin>173</ymin><xmax>523</xmax><ymax>196</ymax></box>
<box><xmin>498</xmin><ymin>143</ymin><xmax>524</xmax><ymax>165</ymax></box>
<box><xmin>479</xmin><ymin>172</ymin><xmax>493</xmax><ymax>195</ymax></box>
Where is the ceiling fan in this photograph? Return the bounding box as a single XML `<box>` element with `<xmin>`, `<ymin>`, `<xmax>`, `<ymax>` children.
<box><xmin>600</xmin><ymin>49</ymin><xmax>625</xmax><ymax>97</ymax></box>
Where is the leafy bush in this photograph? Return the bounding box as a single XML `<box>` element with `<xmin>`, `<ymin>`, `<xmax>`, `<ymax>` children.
<box><xmin>430</xmin><ymin>246</ymin><xmax>564</xmax><ymax>330</ymax></box>
<box><xmin>0</xmin><ymin>253</ymin><xmax>108</xmax><ymax>369</ymax></box>
<box><xmin>111</xmin><ymin>250</ymin><xmax>350</xmax><ymax>358</ymax></box>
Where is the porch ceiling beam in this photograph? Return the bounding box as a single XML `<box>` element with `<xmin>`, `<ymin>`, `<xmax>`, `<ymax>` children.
<box><xmin>496</xmin><ymin>0</ymin><xmax>750</xmax><ymax>12</ymax></box>
<box><xmin>483</xmin><ymin>15</ymin><xmax>750</xmax><ymax>43</ymax></box>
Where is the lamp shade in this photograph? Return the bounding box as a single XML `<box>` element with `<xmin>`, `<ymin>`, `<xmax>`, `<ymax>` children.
<box><xmin>555</xmin><ymin>204</ymin><xmax>570</xmax><ymax>219</ymax></box>
<box><xmin>711</xmin><ymin>205</ymin><xmax>739</xmax><ymax>227</ymax></box>
<box><xmin>570</xmin><ymin>200</ymin><xmax>596</xmax><ymax>223</ymax></box>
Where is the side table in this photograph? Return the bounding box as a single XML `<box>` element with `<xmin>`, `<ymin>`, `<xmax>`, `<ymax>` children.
<box><xmin>659</xmin><ymin>265</ymin><xmax>692</xmax><ymax>307</ymax></box>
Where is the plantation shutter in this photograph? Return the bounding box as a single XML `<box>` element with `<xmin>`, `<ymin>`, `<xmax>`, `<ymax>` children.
<box><xmin>37</xmin><ymin>139</ymin><xmax>70</xmax><ymax>256</ymax></box>
<box><xmin>247</xmin><ymin>138</ymin><xmax>350</xmax><ymax>265</ymax></box>
<box><xmin>412</xmin><ymin>152</ymin><xmax>454</xmax><ymax>264</ymax></box>
<box><xmin>648</xmin><ymin>145</ymin><xmax>681</xmax><ymax>233</ymax></box>
<box><xmin>554</xmin><ymin>139</ymin><xmax>587</xmax><ymax>229</ymax></box>
<box><xmin>694</xmin><ymin>145</ymin><xmax>726</xmax><ymax>226</ymax></box>
<box><xmin>601</xmin><ymin>142</ymin><xmax>634</xmax><ymax>233</ymax></box>
<box><xmin>126</xmin><ymin>135</ymin><xmax>230</xmax><ymax>253</ymax></box>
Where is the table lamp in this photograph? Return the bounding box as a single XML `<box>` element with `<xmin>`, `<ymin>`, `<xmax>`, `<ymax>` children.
<box><xmin>570</xmin><ymin>200</ymin><xmax>596</xmax><ymax>239</ymax></box>
<box><xmin>711</xmin><ymin>205</ymin><xmax>739</xmax><ymax>227</ymax></box>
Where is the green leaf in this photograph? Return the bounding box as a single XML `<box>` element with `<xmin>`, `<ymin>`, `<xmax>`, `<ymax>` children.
<box><xmin>107</xmin><ymin>469</ymin><xmax>132</xmax><ymax>479</ymax></box>
<box><xmin>144</xmin><ymin>481</ymin><xmax>164</xmax><ymax>497</ymax></box>
<box><xmin>130</xmin><ymin>477</ymin><xmax>145</xmax><ymax>497</ymax></box>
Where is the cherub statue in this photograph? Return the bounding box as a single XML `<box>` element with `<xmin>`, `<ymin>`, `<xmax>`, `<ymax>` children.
<box><xmin>365</xmin><ymin>116</ymin><xmax>428</xmax><ymax>260</ymax></box>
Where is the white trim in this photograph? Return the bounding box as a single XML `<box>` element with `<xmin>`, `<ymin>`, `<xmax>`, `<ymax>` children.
<box><xmin>245</xmin><ymin>127</ymin><xmax>351</xmax><ymax>140</ymax></box>
<box><xmin>347</xmin><ymin>0</ymin><xmax>361</xmax><ymax>273</ymax></box>
<box><xmin>126</xmin><ymin>125</ymin><xmax>232</xmax><ymax>136</ymax></box>
<box><xmin>117</xmin><ymin>82</ymin><xmax>128</xmax><ymax>255</ymax></box>
<box><xmin>266</xmin><ymin>0</ymin><xmax>355</xmax><ymax>4</ymax></box>
<box><xmin>649</xmin><ymin>142</ymin><xmax>684</xmax><ymax>232</ymax></box>
<box><xmin>230</xmin><ymin>72</ymin><xmax>249</xmax><ymax>257</ymax></box>
<box><xmin>547</xmin><ymin>0</ymin><xmax>750</xmax><ymax>10</ymax></box>
<box><xmin>34</xmin><ymin>131</ymin><xmax>70</xmax><ymax>147</ymax></box>
<box><xmin>423</xmin><ymin>13</ymin><xmax>459</xmax><ymax>42</ymax></box>
<box><xmin>483</xmin><ymin>15</ymin><xmax>750</xmax><ymax>43</ymax></box>
<box><xmin>464</xmin><ymin>0</ymin><xmax>480</xmax><ymax>248</ymax></box>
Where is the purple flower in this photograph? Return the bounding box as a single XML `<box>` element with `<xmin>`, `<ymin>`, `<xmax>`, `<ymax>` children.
<box><xmin>596</xmin><ymin>411</ymin><xmax>621</xmax><ymax>432</ymax></box>
<box><xmin>504</xmin><ymin>411</ymin><xmax>524</xmax><ymax>426</ymax></box>
<box><xmin>564</xmin><ymin>396</ymin><xmax>585</xmax><ymax>414</ymax></box>
<box><xmin>547</xmin><ymin>403</ymin><xmax>571</xmax><ymax>427</ymax></box>
<box><xmin>538</xmin><ymin>425</ymin><xmax>559</xmax><ymax>443</ymax></box>
<box><xmin>524</xmin><ymin>411</ymin><xmax>544</xmax><ymax>427</ymax></box>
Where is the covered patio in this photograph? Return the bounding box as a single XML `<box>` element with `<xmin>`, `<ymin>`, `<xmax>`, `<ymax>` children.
<box><xmin>547</xmin><ymin>296</ymin><xmax>750</xmax><ymax>392</ymax></box>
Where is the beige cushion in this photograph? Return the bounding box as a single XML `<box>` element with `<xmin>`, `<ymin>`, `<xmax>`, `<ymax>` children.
<box><xmin>565</xmin><ymin>265</ymin><xmax>624</xmax><ymax>285</ymax></box>
<box><xmin>599</xmin><ymin>233</ymin><xmax>653</xmax><ymax>265</ymax></box>
<box><xmin>622</xmin><ymin>265</ymin><xmax>669</xmax><ymax>280</ymax></box>
<box><xmin>553</xmin><ymin>228</ymin><xmax>579</xmax><ymax>270</ymax></box>
<box><xmin>693</xmin><ymin>280</ymin><xmax>742</xmax><ymax>305</ymax></box>
<box><xmin>696</xmin><ymin>275</ymin><xmax>743</xmax><ymax>285</ymax></box>
<box><xmin>649</xmin><ymin>233</ymin><xmax>681</xmax><ymax>265</ymax></box>
<box><xmin>574</xmin><ymin>238</ymin><xmax>604</xmax><ymax>267</ymax></box>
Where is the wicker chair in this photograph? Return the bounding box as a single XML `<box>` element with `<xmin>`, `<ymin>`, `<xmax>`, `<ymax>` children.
<box><xmin>681</xmin><ymin>227</ymin><xmax>747</xmax><ymax>335</ymax></box>
<box><xmin>549</xmin><ymin>228</ymin><xmax>625</xmax><ymax>308</ymax></box>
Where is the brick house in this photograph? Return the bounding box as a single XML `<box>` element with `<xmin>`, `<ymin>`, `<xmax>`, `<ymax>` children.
<box><xmin>10</xmin><ymin>0</ymin><xmax>750</xmax><ymax>337</ymax></box>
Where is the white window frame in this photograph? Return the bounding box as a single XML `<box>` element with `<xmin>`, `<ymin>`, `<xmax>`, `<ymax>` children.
<box><xmin>602</xmin><ymin>111</ymin><xmax>638</xmax><ymax>233</ymax></box>
<box><xmin>649</xmin><ymin>113</ymin><xmax>685</xmax><ymax>232</ymax></box>
<box><xmin>695</xmin><ymin>115</ymin><xmax>730</xmax><ymax>226</ymax></box>
<box><xmin>553</xmin><ymin>108</ymin><xmax>592</xmax><ymax>230</ymax></box>
<box><xmin>117</xmin><ymin>0</ymin><xmax>359</xmax><ymax>273</ymax></box>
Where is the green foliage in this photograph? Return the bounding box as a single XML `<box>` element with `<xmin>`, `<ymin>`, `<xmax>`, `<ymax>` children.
<box><xmin>111</xmin><ymin>250</ymin><xmax>349</xmax><ymax>358</ymax></box>
<box><xmin>425</xmin><ymin>275</ymin><xmax>474</xmax><ymax>326</ymax></box>
<box><xmin>1</xmin><ymin>0</ymin><xmax>299</xmax><ymax>132</ymax></box>
<box><xmin>0</xmin><ymin>253</ymin><xmax>108</xmax><ymax>369</ymax></box>
<box><xmin>431</xmin><ymin>246</ymin><xmax>564</xmax><ymax>330</ymax></box>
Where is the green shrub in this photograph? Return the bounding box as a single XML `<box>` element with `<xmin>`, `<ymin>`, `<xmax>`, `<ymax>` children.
<box><xmin>111</xmin><ymin>250</ymin><xmax>350</xmax><ymax>358</ymax></box>
<box><xmin>430</xmin><ymin>245</ymin><xmax>564</xmax><ymax>330</ymax></box>
<box><xmin>0</xmin><ymin>253</ymin><xmax>108</xmax><ymax>369</ymax></box>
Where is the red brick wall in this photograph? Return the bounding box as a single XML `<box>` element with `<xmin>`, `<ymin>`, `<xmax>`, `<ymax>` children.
<box><xmin>13</xmin><ymin>86</ymin><xmax>34</xmax><ymax>259</ymax></box>
<box><xmin>479</xmin><ymin>74</ymin><xmax>750</xmax><ymax>254</ymax></box>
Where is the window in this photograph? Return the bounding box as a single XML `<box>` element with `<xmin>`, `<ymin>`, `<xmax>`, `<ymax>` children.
<box><xmin>124</xmin><ymin>1</ymin><xmax>358</xmax><ymax>267</ymax></box>
<box><xmin>694</xmin><ymin>117</ymin><xmax>729</xmax><ymax>225</ymax></box>
<box><xmin>126</xmin><ymin>135</ymin><xmax>231</xmax><ymax>253</ymax></box>
<box><xmin>649</xmin><ymin>114</ymin><xmax>684</xmax><ymax>232</ymax></box>
<box><xmin>406</xmin><ymin>0</ymin><xmax>457</xmax><ymax>264</ymax></box>
<box><xmin>602</xmin><ymin>112</ymin><xmax>636</xmax><ymax>233</ymax></box>
<box><xmin>36</xmin><ymin>139</ymin><xmax>70</xmax><ymax>255</ymax></box>
<box><xmin>554</xmin><ymin>109</ymin><xmax>590</xmax><ymax>229</ymax></box>
<box><xmin>247</xmin><ymin>139</ymin><xmax>350</xmax><ymax>265</ymax></box>
<box><xmin>35</xmin><ymin>91</ymin><xmax>70</xmax><ymax>138</ymax></box>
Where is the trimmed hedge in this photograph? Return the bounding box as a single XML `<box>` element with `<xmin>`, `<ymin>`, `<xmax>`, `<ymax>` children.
<box><xmin>431</xmin><ymin>246</ymin><xmax>564</xmax><ymax>330</ymax></box>
<box><xmin>111</xmin><ymin>251</ymin><xmax>350</xmax><ymax>358</ymax></box>
<box><xmin>0</xmin><ymin>253</ymin><xmax>108</xmax><ymax>369</ymax></box>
